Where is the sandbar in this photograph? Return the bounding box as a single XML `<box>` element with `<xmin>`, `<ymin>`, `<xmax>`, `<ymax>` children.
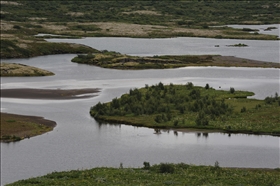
<box><xmin>0</xmin><ymin>88</ymin><xmax>100</xmax><ymax>99</ymax></box>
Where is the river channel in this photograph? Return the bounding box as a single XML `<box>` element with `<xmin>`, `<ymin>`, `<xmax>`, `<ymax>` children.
<box><xmin>1</xmin><ymin>35</ymin><xmax>280</xmax><ymax>185</ymax></box>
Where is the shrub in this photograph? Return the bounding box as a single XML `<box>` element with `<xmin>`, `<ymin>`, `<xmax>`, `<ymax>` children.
<box><xmin>159</xmin><ymin>163</ymin><xmax>175</xmax><ymax>174</ymax></box>
<box><xmin>173</xmin><ymin>119</ymin><xmax>179</xmax><ymax>126</ymax></box>
<box><xmin>230</xmin><ymin>87</ymin><xmax>235</xmax><ymax>94</ymax></box>
<box><xmin>205</xmin><ymin>83</ymin><xmax>210</xmax><ymax>89</ymax></box>
<box><xmin>241</xmin><ymin>106</ymin><xmax>246</xmax><ymax>113</ymax></box>
<box><xmin>143</xmin><ymin>162</ymin><xmax>150</xmax><ymax>170</ymax></box>
<box><xmin>13</xmin><ymin>25</ymin><xmax>21</xmax><ymax>29</ymax></box>
<box><xmin>186</xmin><ymin>82</ymin><xmax>193</xmax><ymax>89</ymax></box>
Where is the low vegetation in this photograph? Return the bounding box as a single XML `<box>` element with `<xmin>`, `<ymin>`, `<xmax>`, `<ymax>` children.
<box><xmin>72</xmin><ymin>51</ymin><xmax>280</xmax><ymax>69</ymax></box>
<box><xmin>91</xmin><ymin>83</ymin><xmax>280</xmax><ymax>135</ymax></box>
<box><xmin>226</xmin><ymin>43</ymin><xmax>248</xmax><ymax>47</ymax></box>
<box><xmin>1</xmin><ymin>1</ymin><xmax>279</xmax><ymax>58</ymax></box>
<box><xmin>1</xmin><ymin>62</ymin><xmax>54</xmax><ymax>76</ymax></box>
<box><xmin>0</xmin><ymin>113</ymin><xmax>56</xmax><ymax>142</ymax></box>
<box><xmin>0</xmin><ymin>39</ymin><xmax>99</xmax><ymax>59</ymax></box>
<box><xmin>7</xmin><ymin>163</ymin><xmax>280</xmax><ymax>186</ymax></box>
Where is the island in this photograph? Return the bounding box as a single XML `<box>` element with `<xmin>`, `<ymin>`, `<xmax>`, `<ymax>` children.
<box><xmin>226</xmin><ymin>43</ymin><xmax>248</xmax><ymax>47</ymax></box>
<box><xmin>0</xmin><ymin>62</ymin><xmax>54</xmax><ymax>76</ymax></box>
<box><xmin>71</xmin><ymin>51</ymin><xmax>280</xmax><ymax>69</ymax></box>
<box><xmin>0</xmin><ymin>112</ymin><xmax>56</xmax><ymax>142</ymax></box>
<box><xmin>90</xmin><ymin>83</ymin><xmax>280</xmax><ymax>136</ymax></box>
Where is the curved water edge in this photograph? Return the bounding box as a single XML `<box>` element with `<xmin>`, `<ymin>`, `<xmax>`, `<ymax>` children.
<box><xmin>46</xmin><ymin>36</ymin><xmax>280</xmax><ymax>63</ymax></box>
<box><xmin>1</xmin><ymin>37</ymin><xmax>280</xmax><ymax>185</ymax></box>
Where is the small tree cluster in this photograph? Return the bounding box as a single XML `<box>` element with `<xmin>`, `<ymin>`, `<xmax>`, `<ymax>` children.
<box><xmin>230</xmin><ymin>87</ymin><xmax>235</xmax><ymax>94</ymax></box>
<box><xmin>90</xmin><ymin>82</ymin><xmax>233</xmax><ymax>127</ymax></box>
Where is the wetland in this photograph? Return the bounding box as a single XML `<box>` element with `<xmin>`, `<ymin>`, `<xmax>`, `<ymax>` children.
<box><xmin>1</xmin><ymin>1</ymin><xmax>280</xmax><ymax>185</ymax></box>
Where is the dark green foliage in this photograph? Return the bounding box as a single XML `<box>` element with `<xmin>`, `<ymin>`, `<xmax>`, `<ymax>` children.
<box><xmin>186</xmin><ymin>82</ymin><xmax>194</xmax><ymax>89</ymax></box>
<box><xmin>2</xmin><ymin>1</ymin><xmax>279</xmax><ymax>25</ymax></box>
<box><xmin>205</xmin><ymin>83</ymin><xmax>210</xmax><ymax>89</ymax></box>
<box><xmin>265</xmin><ymin>93</ymin><xmax>280</xmax><ymax>105</ymax></box>
<box><xmin>91</xmin><ymin>83</ymin><xmax>234</xmax><ymax>128</ymax></box>
<box><xmin>195</xmin><ymin>111</ymin><xmax>209</xmax><ymax>126</ymax></box>
<box><xmin>159</xmin><ymin>163</ymin><xmax>175</xmax><ymax>174</ymax></box>
<box><xmin>241</xmin><ymin>107</ymin><xmax>247</xmax><ymax>113</ymax></box>
<box><xmin>230</xmin><ymin>87</ymin><xmax>235</xmax><ymax>94</ymax></box>
<box><xmin>8</xmin><ymin>163</ymin><xmax>280</xmax><ymax>186</ymax></box>
<box><xmin>13</xmin><ymin>25</ymin><xmax>21</xmax><ymax>29</ymax></box>
<box><xmin>143</xmin><ymin>162</ymin><xmax>150</xmax><ymax>170</ymax></box>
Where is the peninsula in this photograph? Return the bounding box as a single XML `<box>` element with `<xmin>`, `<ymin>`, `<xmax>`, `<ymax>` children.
<box><xmin>71</xmin><ymin>51</ymin><xmax>280</xmax><ymax>69</ymax></box>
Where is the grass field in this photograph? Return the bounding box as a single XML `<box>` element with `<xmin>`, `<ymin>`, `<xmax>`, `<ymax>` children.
<box><xmin>7</xmin><ymin>163</ymin><xmax>280</xmax><ymax>186</ymax></box>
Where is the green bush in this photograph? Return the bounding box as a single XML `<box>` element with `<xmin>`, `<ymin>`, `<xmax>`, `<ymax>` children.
<box><xmin>159</xmin><ymin>163</ymin><xmax>175</xmax><ymax>174</ymax></box>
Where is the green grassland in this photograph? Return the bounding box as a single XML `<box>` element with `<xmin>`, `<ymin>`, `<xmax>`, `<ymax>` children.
<box><xmin>91</xmin><ymin>83</ymin><xmax>280</xmax><ymax>136</ymax></box>
<box><xmin>1</xmin><ymin>1</ymin><xmax>279</xmax><ymax>59</ymax></box>
<box><xmin>7</xmin><ymin>163</ymin><xmax>280</xmax><ymax>186</ymax></box>
<box><xmin>2</xmin><ymin>1</ymin><xmax>279</xmax><ymax>27</ymax></box>
<box><xmin>71</xmin><ymin>51</ymin><xmax>280</xmax><ymax>69</ymax></box>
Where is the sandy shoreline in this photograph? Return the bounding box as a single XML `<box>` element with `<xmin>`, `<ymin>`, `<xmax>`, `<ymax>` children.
<box><xmin>0</xmin><ymin>88</ymin><xmax>100</xmax><ymax>99</ymax></box>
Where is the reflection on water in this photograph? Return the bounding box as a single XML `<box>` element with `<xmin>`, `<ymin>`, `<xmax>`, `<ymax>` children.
<box><xmin>1</xmin><ymin>37</ymin><xmax>280</xmax><ymax>185</ymax></box>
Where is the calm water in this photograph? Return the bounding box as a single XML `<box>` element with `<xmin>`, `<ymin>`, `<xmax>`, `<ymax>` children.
<box><xmin>1</xmin><ymin>36</ymin><xmax>280</xmax><ymax>185</ymax></box>
<box><xmin>47</xmin><ymin>36</ymin><xmax>279</xmax><ymax>63</ymax></box>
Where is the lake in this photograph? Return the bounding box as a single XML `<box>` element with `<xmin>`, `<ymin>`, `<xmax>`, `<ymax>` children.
<box><xmin>1</xmin><ymin>36</ymin><xmax>279</xmax><ymax>185</ymax></box>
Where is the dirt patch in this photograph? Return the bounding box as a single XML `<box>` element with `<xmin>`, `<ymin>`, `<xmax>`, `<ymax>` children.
<box><xmin>93</xmin><ymin>22</ymin><xmax>168</xmax><ymax>36</ymax></box>
<box><xmin>0</xmin><ymin>22</ymin><xmax>14</xmax><ymax>31</ymax></box>
<box><xmin>28</xmin><ymin>17</ymin><xmax>47</xmax><ymax>20</ymax></box>
<box><xmin>42</xmin><ymin>23</ymin><xmax>68</xmax><ymax>31</ymax></box>
<box><xmin>122</xmin><ymin>10</ymin><xmax>161</xmax><ymax>15</ymax></box>
<box><xmin>0</xmin><ymin>88</ymin><xmax>100</xmax><ymax>100</ymax></box>
<box><xmin>66</xmin><ymin>12</ymin><xmax>85</xmax><ymax>17</ymax></box>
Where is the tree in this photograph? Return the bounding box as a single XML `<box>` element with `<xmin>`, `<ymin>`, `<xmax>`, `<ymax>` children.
<box><xmin>230</xmin><ymin>87</ymin><xmax>235</xmax><ymax>94</ymax></box>
<box><xmin>205</xmin><ymin>83</ymin><xmax>210</xmax><ymax>89</ymax></box>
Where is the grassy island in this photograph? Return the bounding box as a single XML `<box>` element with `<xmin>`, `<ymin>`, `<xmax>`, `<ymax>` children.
<box><xmin>7</xmin><ymin>163</ymin><xmax>280</xmax><ymax>186</ymax></box>
<box><xmin>72</xmin><ymin>51</ymin><xmax>280</xmax><ymax>69</ymax></box>
<box><xmin>91</xmin><ymin>83</ymin><xmax>280</xmax><ymax>136</ymax></box>
<box><xmin>226</xmin><ymin>43</ymin><xmax>248</xmax><ymax>47</ymax></box>
<box><xmin>1</xmin><ymin>63</ymin><xmax>54</xmax><ymax>76</ymax></box>
<box><xmin>0</xmin><ymin>113</ymin><xmax>56</xmax><ymax>142</ymax></box>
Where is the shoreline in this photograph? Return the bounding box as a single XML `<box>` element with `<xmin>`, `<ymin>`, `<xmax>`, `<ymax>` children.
<box><xmin>96</xmin><ymin>118</ymin><xmax>280</xmax><ymax>137</ymax></box>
